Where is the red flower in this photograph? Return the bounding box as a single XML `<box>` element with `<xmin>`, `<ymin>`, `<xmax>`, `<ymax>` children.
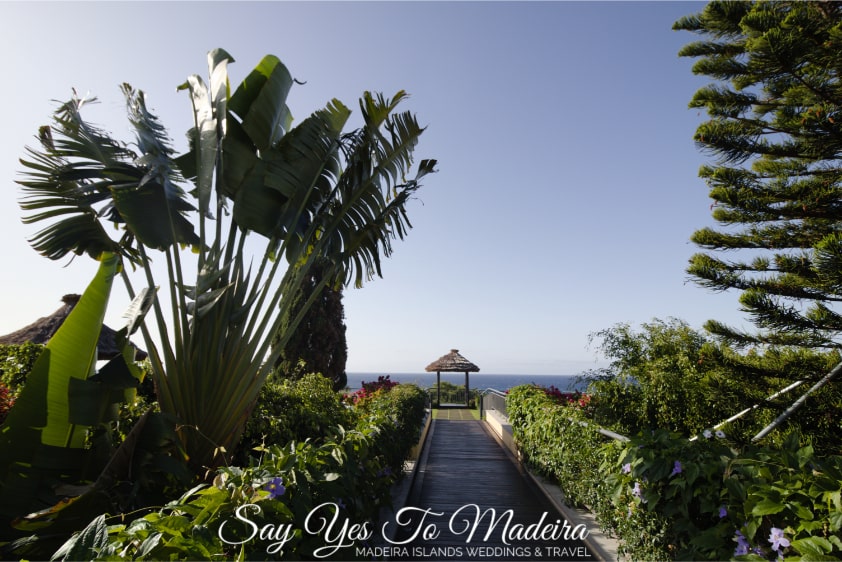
<box><xmin>0</xmin><ymin>383</ymin><xmax>15</xmax><ymax>425</ymax></box>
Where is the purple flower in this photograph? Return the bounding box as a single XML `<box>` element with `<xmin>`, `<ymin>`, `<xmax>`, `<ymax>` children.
<box><xmin>703</xmin><ymin>429</ymin><xmax>713</xmax><ymax>439</ymax></box>
<box><xmin>734</xmin><ymin>530</ymin><xmax>750</xmax><ymax>556</ymax></box>
<box><xmin>670</xmin><ymin>460</ymin><xmax>682</xmax><ymax>477</ymax></box>
<box><xmin>336</xmin><ymin>498</ymin><xmax>346</xmax><ymax>510</ymax></box>
<box><xmin>715</xmin><ymin>429</ymin><xmax>726</xmax><ymax>439</ymax></box>
<box><xmin>621</xmin><ymin>463</ymin><xmax>632</xmax><ymax>474</ymax></box>
<box><xmin>632</xmin><ymin>481</ymin><xmax>646</xmax><ymax>502</ymax></box>
<box><xmin>264</xmin><ymin>477</ymin><xmax>285</xmax><ymax>499</ymax></box>
<box><xmin>718</xmin><ymin>506</ymin><xmax>727</xmax><ymax>519</ymax></box>
<box><xmin>769</xmin><ymin>527</ymin><xmax>790</xmax><ymax>552</ymax></box>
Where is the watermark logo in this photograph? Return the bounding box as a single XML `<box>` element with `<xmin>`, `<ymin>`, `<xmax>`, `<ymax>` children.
<box><xmin>218</xmin><ymin>502</ymin><xmax>591</xmax><ymax>559</ymax></box>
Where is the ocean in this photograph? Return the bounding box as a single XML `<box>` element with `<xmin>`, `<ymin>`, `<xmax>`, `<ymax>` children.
<box><xmin>346</xmin><ymin>372</ymin><xmax>586</xmax><ymax>392</ymax></box>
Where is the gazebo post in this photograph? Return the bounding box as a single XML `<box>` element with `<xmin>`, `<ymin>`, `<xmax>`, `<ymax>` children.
<box><xmin>437</xmin><ymin>371</ymin><xmax>441</xmax><ymax>407</ymax></box>
<box><xmin>465</xmin><ymin>371</ymin><xmax>469</xmax><ymax>406</ymax></box>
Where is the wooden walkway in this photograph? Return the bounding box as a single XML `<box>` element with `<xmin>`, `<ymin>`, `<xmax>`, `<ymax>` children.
<box><xmin>390</xmin><ymin>418</ymin><xmax>597</xmax><ymax>561</ymax></box>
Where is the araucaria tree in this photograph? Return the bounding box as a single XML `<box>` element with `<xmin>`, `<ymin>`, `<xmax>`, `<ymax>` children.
<box><xmin>676</xmin><ymin>2</ymin><xmax>842</xmax><ymax>381</ymax></box>
<box><xmin>16</xmin><ymin>49</ymin><xmax>435</xmax><ymax>470</ymax></box>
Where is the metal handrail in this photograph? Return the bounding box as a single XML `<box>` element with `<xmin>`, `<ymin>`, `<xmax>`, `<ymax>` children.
<box><xmin>684</xmin><ymin>359</ymin><xmax>842</xmax><ymax>443</ymax></box>
<box><xmin>689</xmin><ymin>378</ymin><xmax>806</xmax><ymax>442</ymax></box>
<box><xmin>478</xmin><ymin>388</ymin><xmax>507</xmax><ymax>419</ymax></box>
<box><xmin>752</xmin><ymin>359</ymin><xmax>842</xmax><ymax>442</ymax></box>
<box><xmin>479</xmin><ymin>360</ymin><xmax>842</xmax><ymax>447</ymax></box>
<box><xmin>577</xmin><ymin>420</ymin><xmax>629</xmax><ymax>442</ymax></box>
<box><xmin>426</xmin><ymin>385</ymin><xmax>478</xmax><ymax>406</ymax></box>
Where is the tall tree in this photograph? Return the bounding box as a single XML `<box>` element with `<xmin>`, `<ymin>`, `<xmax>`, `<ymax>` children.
<box><xmin>274</xmin><ymin>258</ymin><xmax>348</xmax><ymax>390</ymax></box>
<box><xmin>16</xmin><ymin>49</ymin><xmax>435</xmax><ymax>470</ymax></box>
<box><xmin>675</xmin><ymin>2</ymin><xmax>842</xmax><ymax>382</ymax></box>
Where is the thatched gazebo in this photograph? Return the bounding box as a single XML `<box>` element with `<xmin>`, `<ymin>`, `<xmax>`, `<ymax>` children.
<box><xmin>0</xmin><ymin>294</ymin><xmax>147</xmax><ymax>361</ymax></box>
<box><xmin>425</xmin><ymin>349</ymin><xmax>480</xmax><ymax>407</ymax></box>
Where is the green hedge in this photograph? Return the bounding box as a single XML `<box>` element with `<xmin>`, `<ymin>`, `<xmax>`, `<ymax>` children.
<box><xmin>50</xmin><ymin>382</ymin><xmax>428</xmax><ymax>561</ymax></box>
<box><xmin>54</xmin><ymin>429</ymin><xmax>389</xmax><ymax>560</ymax></box>
<box><xmin>353</xmin><ymin>383</ymin><xmax>427</xmax><ymax>473</ymax></box>
<box><xmin>237</xmin><ymin>373</ymin><xmax>354</xmax><ymax>464</ymax></box>
<box><xmin>507</xmin><ymin>384</ymin><xmax>842</xmax><ymax>561</ymax></box>
<box><xmin>506</xmin><ymin>385</ymin><xmax>607</xmax><ymax>509</ymax></box>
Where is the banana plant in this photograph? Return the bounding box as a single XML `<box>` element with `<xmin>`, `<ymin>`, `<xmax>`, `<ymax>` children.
<box><xmin>0</xmin><ymin>253</ymin><xmax>148</xmax><ymax>536</ymax></box>
<box><xmin>17</xmin><ymin>48</ymin><xmax>436</xmax><ymax>471</ymax></box>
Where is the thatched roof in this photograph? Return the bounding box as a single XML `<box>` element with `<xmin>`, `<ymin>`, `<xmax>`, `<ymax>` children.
<box><xmin>0</xmin><ymin>294</ymin><xmax>148</xmax><ymax>361</ymax></box>
<box><xmin>425</xmin><ymin>349</ymin><xmax>480</xmax><ymax>373</ymax></box>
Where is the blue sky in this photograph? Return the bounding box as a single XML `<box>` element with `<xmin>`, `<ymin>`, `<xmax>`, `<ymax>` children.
<box><xmin>0</xmin><ymin>1</ymin><xmax>752</xmax><ymax>375</ymax></box>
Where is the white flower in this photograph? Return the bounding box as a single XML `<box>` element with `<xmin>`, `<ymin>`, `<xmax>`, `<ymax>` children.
<box><xmin>715</xmin><ymin>430</ymin><xmax>726</xmax><ymax>439</ymax></box>
<box><xmin>703</xmin><ymin>429</ymin><xmax>712</xmax><ymax>439</ymax></box>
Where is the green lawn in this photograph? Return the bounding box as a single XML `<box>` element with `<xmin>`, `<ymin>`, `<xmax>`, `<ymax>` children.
<box><xmin>432</xmin><ymin>407</ymin><xmax>480</xmax><ymax>420</ymax></box>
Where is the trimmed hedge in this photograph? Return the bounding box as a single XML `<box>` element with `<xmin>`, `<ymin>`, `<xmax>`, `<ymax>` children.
<box><xmin>507</xmin><ymin>384</ymin><xmax>842</xmax><ymax>561</ymax></box>
<box><xmin>52</xmin><ymin>382</ymin><xmax>429</xmax><ymax>561</ymax></box>
<box><xmin>352</xmin><ymin>383</ymin><xmax>427</xmax><ymax>474</ymax></box>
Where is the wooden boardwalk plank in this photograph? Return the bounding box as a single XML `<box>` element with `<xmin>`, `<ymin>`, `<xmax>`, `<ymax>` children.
<box><xmin>389</xmin><ymin>419</ymin><xmax>598</xmax><ymax>561</ymax></box>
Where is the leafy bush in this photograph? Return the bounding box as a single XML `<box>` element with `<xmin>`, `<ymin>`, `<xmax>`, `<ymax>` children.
<box><xmin>584</xmin><ymin>319</ymin><xmax>729</xmax><ymax>437</ymax></box>
<box><xmin>605</xmin><ymin>429</ymin><xmax>842</xmax><ymax>561</ymax></box>
<box><xmin>585</xmin><ymin>319</ymin><xmax>842</xmax><ymax>453</ymax></box>
<box><xmin>0</xmin><ymin>342</ymin><xmax>155</xmax><ymax>448</ymax></box>
<box><xmin>724</xmin><ymin>434</ymin><xmax>842</xmax><ymax>561</ymax></box>
<box><xmin>53</xmin><ymin>388</ymin><xmax>428</xmax><ymax>561</ymax></box>
<box><xmin>707</xmin><ymin>346</ymin><xmax>842</xmax><ymax>455</ymax></box>
<box><xmin>53</xmin><ymin>433</ymin><xmax>371</xmax><ymax>561</ymax></box>
<box><xmin>0</xmin><ymin>342</ymin><xmax>44</xmax><ymax>396</ymax></box>
<box><xmin>507</xmin><ymin>384</ymin><xmax>842</xmax><ymax>561</ymax></box>
<box><xmin>508</xmin><ymin>384</ymin><xmax>672</xmax><ymax>561</ymax></box>
<box><xmin>507</xmin><ymin>385</ymin><xmax>610</xmax><ymax>510</ymax></box>
<box><xmin>353</xmin><ymin>383</ymin><xmax>427</xmax><ymax>473</ymax></box>
<box><xmin>237</xmin><ymin>373</ymin><xmax>354</xmax><ymax>464</ymax></box>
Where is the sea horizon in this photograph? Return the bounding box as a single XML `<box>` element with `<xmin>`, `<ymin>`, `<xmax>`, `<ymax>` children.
<box><xmin>346</xmin><ymin>371</ymin><xmax>587</xmax><ymax>392</ymax></box>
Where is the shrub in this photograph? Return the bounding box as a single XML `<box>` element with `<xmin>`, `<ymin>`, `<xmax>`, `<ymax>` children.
<box><xmin>584</xmin><ymin>319</ymin><xmax>730</xmax><ymax>437</ymax></box>
<box><xmin>0</xmin><ymin>343</ymin><xmax>154</xmax><ymax>445</ymax></box>
<box><xmin>53</xmin><ymin>389</ymin><xmax>429</xmax><ymax>561</ymax></box>
<box><xmin>604</xmin><ymin>429</ymin><xmax>842</xmax><ymax>560</ymax></box>
<box><xmin>507</xmin><ymin>384</ymin><xmax>842</xmax><ymax>561</ymax></box>
<box><xmin>354</xmin><ymin>383</ymin><xmax>427</xmax><ymax>473</ymax></box>
<box><xmin>237</xmin><ymin>373</ymin><xmax>354</xmax><ymax>464</ymax></box>
<box><xmin>585</xmin><ymin>320</ymin><xmax>842</xmax><ymax>452</ymax></box>
<box><xmin>507</xmin><ymin>385</ymin><xmax>609</xmax><ymax>510</ymax></box>
<box><xmin>0</xmin><ymin>342</ymin><xmax>44</xmax><ymax>396</ymax></box>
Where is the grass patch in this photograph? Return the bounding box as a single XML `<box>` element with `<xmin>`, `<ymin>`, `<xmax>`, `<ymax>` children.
<box><xmin>432</xmin><ymin>407</ymin><xmax>480</xmax><ymax>420</ymax></box>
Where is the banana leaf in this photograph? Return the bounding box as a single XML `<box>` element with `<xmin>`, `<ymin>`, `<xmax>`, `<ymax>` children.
<box><xmin>0</xmin><ymin>253</ymin><xmax>120</xmax><ymax>533</ymax></box>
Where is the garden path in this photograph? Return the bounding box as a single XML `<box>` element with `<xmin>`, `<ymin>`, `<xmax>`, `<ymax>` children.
<box><xmin>389</xmin><ymin>418</ymin><xmax>597</xmax><ymax>561</ymax></box>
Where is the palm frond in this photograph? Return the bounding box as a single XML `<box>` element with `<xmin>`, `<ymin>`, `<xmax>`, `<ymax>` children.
<box><xmin>119</xmin><ymin>85</ymin><xmax>199</xmax><ymax>250</ymax></box>
<box><xmin>318</xmin><ymin>92</ymin><xmax>434</xmax><ymax>287</ymax></box>
<box><xmin>18</xmin><ymin>94</ymin><xmax>137</xmax><ymax>261</ymax></box>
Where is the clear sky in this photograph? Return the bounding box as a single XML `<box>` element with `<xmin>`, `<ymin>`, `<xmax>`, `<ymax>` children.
<box><xmin>0</xmin><ymin>1</ymin><xmax>753</xmax><ymax>375</ymax></box>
